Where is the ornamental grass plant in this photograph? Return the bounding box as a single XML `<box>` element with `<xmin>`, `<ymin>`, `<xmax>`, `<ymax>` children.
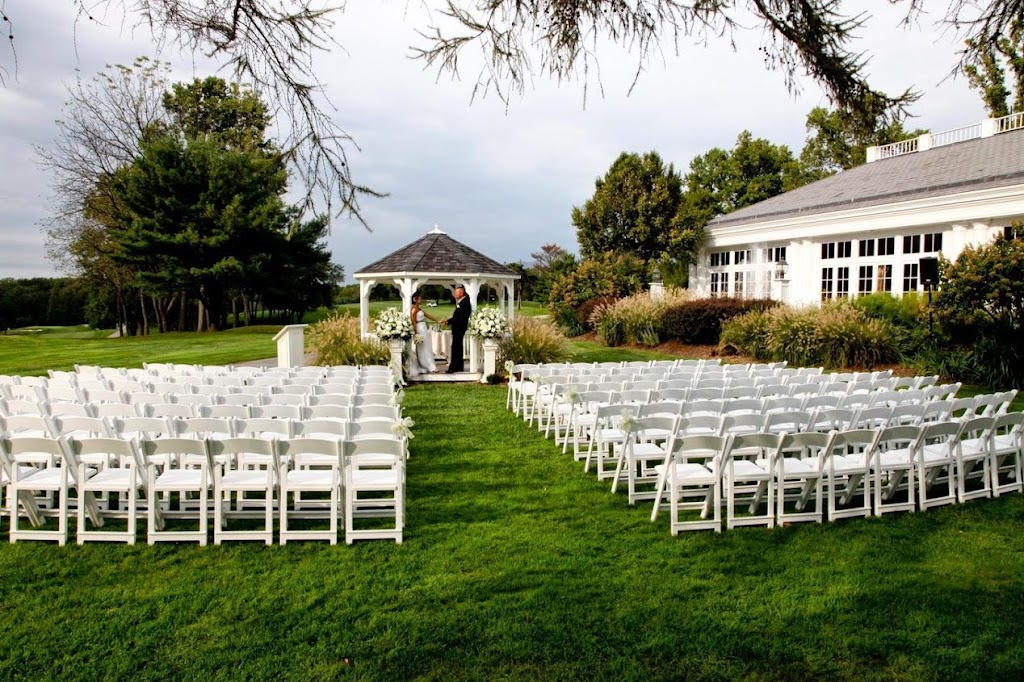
<box><xmin>721</xmin><ymin>301</ymin><xmax>899</xmax><ymax>369</ymax></box>
<box><xmin>306</xmin><ymin>313</ymin><xmax>390</xmax><ymax>366</ymax></box>
<box><xmin>498</xmin><ymin>316</ymin><xmax>570</xmax><ymax>366</ymax></box>
<box><xmin>590</xmin><ymin>288</ymin><xmax>691</xmax><ymax>347</ymax></box>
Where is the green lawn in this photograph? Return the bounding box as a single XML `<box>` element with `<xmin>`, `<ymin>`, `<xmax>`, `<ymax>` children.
<box><xmin>0</xmin><ymin>383</ymin><xmax>1022</xmax><ymax>679</ymax></box>
<box><xmin>0</xmin><ymin>326</ymin><xmax>279</xmax><ymax>376</ymax></box>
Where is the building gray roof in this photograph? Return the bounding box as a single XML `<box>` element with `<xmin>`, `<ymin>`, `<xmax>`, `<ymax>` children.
<box><xmin>709</xmin><ymin>127</ymin><xmax>1024</xmax><ymax>229</ymax></box>
<box><xmin>356</xmin><ymin>230</ymin><xmax>519</xmax><ymax>277</ymax></box>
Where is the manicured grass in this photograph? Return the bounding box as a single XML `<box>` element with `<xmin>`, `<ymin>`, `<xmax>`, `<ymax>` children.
<box><xmin>0</xmin><ymin>383</ymin><xmax>1023</xmax><ymax>679</ymax></box>
<box><xmin>0</xmin><ymin>326</ymin><xmax>279</xmax><ymax>376</ymax></box>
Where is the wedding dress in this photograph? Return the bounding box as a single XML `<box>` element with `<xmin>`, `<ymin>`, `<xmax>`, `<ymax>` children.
<box><xmin>409</xmin><ymin>310</ymin><xmax>436</xmax><ymax>375</ymax></box>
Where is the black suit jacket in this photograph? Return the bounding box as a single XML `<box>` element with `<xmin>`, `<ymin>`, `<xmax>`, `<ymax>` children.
<box><xmin>450</xmin><ymin>296</ymin><xmax>472</xmax><ymax>334</ymax></box>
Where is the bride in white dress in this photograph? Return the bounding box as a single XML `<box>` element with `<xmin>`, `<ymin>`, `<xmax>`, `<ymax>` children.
<box><xmin>408</xmin><ymin>293</ymin><xmax>439</xmax><ymax>376</ymax></box>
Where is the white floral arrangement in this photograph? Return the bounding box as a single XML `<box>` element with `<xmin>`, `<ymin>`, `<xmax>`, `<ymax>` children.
<box><xmin>468</xmin><ymin>306</ymin><xmax>509</xmax><ymax>339</ymax></box>
<box><xmin>374</xmin><ymin>307</ymin><xmax>413</xmax><ymax>340</ymax></box>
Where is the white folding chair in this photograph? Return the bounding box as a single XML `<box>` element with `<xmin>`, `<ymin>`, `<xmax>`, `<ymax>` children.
<box><xmin>868</xmin><ymin>425</ymin><xmax>920</xmax><ymax>516</ymax></box>
<box><xmin>1</xmin><ymin>436</ymin><xmax>101</xmax><ymax>545</ymax></box>
<box><xmin>612</xmin><ymin>414</ymin><xmax>679</xmax><ymax>504</ymax></box>
<box><xmin>824</xmin><ymin>429</ymin><xmax>877</xmax><ymax>521</ymax></box>
<box><xmin>720</xmin><ymin>432</ymin><xmax>779</xmax><ymax>529</ymax></box>
<box><xmin>774</xmin><ymin>431</ymin><xmax>835</xmax><ymax>525</ymax></box>
<box><xmin>344</xmin><ymin>438</ymin><xmax>405</xmax><ymax>544</ymax></box>
<box><xmin>990</xmin><ymin>412</ymin><xmax>1024</xmax><ymax>496</ymax></box>
<box><xmin>584</xmin><ymin>404</ymin><xmax>638</xmax><ymax>480</ymax></box>
<box><xmin>651</xmin><ymin>434</ymin><xmax>726</xmax><ymax>534</ymax></box>
<box><xmin>955</xmin><ymin>416</ymin><xmax>995</xmax><ymax>503</ymax></box>
<box><xmin>70</xmin><ymin>437</ymin><xmax>153</xmax><ymax>544</ymax></box>
<box><xmin>251</xmin><ymin>404</ymin><xmax>303</xmax><ymax>420</ymax></box>
<box><xmin>915</xmin><ymin>421</ymin><xmax>961</xmax><ymax>510</ymax></box>
<box><xmin>277</xmin><ymin>438</ymin><xmax>343</xmax><ymax>544</ymax></box>
<box><xmin>140</xmin><ymin>438</ymin><xmax>213</xmax><ymax>544</ymax></box>
<box><xmin>209</xmin><ymin>438</ymin><xmax>278</xmax><ymax>545</ymax></box>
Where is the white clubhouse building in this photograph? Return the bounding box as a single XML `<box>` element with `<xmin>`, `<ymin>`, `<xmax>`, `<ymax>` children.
<box><xmin>689</xmin><ymin>114</ymin><xmax>1024</xmax><ymax>306</ymax></box>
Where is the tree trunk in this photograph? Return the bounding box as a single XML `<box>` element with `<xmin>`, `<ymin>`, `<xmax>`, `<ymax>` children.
<box><xmin>139</xmin><ymin>289</ymin><xmax>149</xmax><ymax>335</ymax></box>
<box><xmin>231</xmin><ymin>296</ymin><xmax>238</xmax><ymax>329</ymax></box>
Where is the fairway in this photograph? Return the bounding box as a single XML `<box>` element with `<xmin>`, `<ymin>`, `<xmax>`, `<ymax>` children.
<box><xmin>1</xmin><ymin>382</ymin><xmax>1022</xmax><ymax>679</ymax></box>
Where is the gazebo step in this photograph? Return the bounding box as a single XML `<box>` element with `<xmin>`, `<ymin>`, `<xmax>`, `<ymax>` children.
<box><xmin>410</xmin><ymin>372</ymin><xmax>482</xmax><ymax>383</ymax></box>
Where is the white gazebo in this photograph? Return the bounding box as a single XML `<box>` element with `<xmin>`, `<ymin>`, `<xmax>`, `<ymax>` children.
<box><xmin>353</xmin><ymin>226</ymin><xmax>521</xmax><ymax>375</ymax></box>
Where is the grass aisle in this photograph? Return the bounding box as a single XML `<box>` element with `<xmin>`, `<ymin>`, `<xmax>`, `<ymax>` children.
<box><xmin>0</xmin><ymin>383</ymin><xmax>1022</xmax><ymax>679</ymax></box>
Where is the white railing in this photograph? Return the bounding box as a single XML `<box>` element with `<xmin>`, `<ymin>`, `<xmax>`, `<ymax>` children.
<box><xmin>931</xmin><ymin>123</ymin><xmax>983</xmax><ymax>148</ymax></box>
<box><xmin>996</xmin><ymin>111</ymin><xmax>1024</xmax><ymax>133</ymax></box>
<box><xmin>873</xmin><ymin>137</ymin><xmax>918</xmax><ymax>160</ymax></box>
<box><xmin>866</xmin><ymin>113</ymin><xmax>1023</xmax><ymax>162</ymax></box>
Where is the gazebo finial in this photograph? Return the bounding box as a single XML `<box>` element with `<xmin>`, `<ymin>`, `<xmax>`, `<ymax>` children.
<box><xmin>429</xmin><ymin>223</ymin><xmax>446</xmax><ymax>235</ymax></box>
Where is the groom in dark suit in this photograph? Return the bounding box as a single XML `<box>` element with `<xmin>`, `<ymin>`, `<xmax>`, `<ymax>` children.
<box><xmin>443</xmin><ymin>284</ymin><xmax>472</xmax><ymax>373</ymax></box>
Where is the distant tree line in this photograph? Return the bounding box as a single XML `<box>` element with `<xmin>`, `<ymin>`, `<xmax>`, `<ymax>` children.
<box><xmin>0</xmin><ymin>278</ymin><xmax>90</xmax><ymax>330</ymax></box>
<box><xmin>41</xmin><ymin>61</ymin><xmax>343</xmax><ymax>335</ymax></box>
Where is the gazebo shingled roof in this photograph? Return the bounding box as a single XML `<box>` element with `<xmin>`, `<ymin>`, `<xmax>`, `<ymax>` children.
<box><xmin>357</xmin><ymin>231</ymin><xmax>518</xmax><ymax>277</ymax></box>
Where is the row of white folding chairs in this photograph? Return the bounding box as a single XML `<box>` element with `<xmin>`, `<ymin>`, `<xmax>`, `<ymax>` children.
<box><xmin>0</xmin><ymin>434</ymin><xmax>404</xmax><ymax>546</ymax></box>
<box><xmin>0</xmin><ymin>392</ymin><xmax>399</xmax><ymax>421</ymax></box>
<box><xmin>591</xmin><ymin>413</ymin><xmax>1024</xmax><ymax>533</ymax></box>
<box><xmin>533</xmin><ymin>384</ymin><xmax>978</xmax><ymax>443</ymax></box>
<box><xmin>524</xmin><ymin>381</ymin><xmax>956</xmax><ymax>427</ymax></box>
<box><xmin>36</xmin><ymin>371</ymin><xmax>389</xmax><ymax>392</ymax></box>
<box><xmin>1</xmin><ymin>408</ymin><xmax>405</xmax><ymax>442</ymax></box>
<box><xmin>508</xmin><ymin>368</ymin><xmax>926</xmax><ymax>418</ymax></box>
<box><xmin>562</xmin><ymin>391</ymin><xmax>1018</xmax><ymax>470</ymax></box>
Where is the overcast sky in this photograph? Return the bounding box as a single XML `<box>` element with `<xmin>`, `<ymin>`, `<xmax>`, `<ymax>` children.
<box><xmin>0</xmin><ymin>1</ymin><xmax>987</xmax><ymax>282</ymax></box>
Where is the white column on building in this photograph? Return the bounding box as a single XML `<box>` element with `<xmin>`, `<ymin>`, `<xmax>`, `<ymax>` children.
<box><xmin>398</xmin><ymin>277</ymin><xmax>427</xmax><ymax>315</ymax></box>
<box><xmin>789</xmin><ymin>239</ymin><xmax>817</xmax><ymax>306</ymax></box>
<box><xmin>971</xmin><ymin>221</ymin><xmax>999</xmax><ymax>247</ymax></box>
<box><xmin>358</xmin><ymin>278</ymin><xmax>376</xmax><ymax>337</ymax></box>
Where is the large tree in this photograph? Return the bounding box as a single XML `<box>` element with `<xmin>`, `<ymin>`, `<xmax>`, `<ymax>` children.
<box><xmin>9</xmin><ymin>1</ymin><xmax>1024</xmax><ymax>226</ymax></box>
<box><xmin>681</xmin><ymin>131</ymin><xmax>804</xmax><ymax>225</ymax></box>
<box><xmin>108</xmin><ymin>134</ymin><xmax>290</xmax><ymax>331</ymax></box>
<box><xmin>963</xmin><ymin>17</ymin><xmax>1024</xmax><ymax>116</ymax></box>
<box><xmin>798</xmin><ymin>105</ymin><xmax>927</xmax><ymax>180</ymax></box>
<box><xmin>573</xmin><ymin>151</ymin><xmax>687</xmax><ymax>263</ymax></box>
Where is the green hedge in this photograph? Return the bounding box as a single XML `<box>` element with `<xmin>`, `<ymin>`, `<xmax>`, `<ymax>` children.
<box><xmin>660</xmin><ymin>297</ymin><xmax>778</xmax><ymax>345</ymax></box>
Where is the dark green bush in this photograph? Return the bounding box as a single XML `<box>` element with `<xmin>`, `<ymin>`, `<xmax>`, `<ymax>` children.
<box><xmin>661</xmin><ymin>297</ymin><xmax>778</xmax><ymax>345</ymax></box>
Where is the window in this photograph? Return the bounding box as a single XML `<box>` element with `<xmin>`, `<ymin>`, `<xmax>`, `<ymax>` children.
<box><xmin>836</xmin><ymin>267</ymin><xmax>850</xmax><ymax>298</ymax></box>
<box><xmin>763</xmin><ymin>246</ymin><xmax>787</xmax><ymax>263</ymax></box>
<box><xmin>903</xmin><ymin>234</ymin><xmax>921</xmax><ymax>254</ymax></box>
<box><xmin>821</xmin><ymin>241</ymin><xmax>850</xmax><ymax>259</ymax></box>
<box><xmin>923</xmin><ymin>232</ymin><xmax>943</xmax><ymax>252</ymax></box>
<box><xmin>858</xmin><ymin>265</ymin><xmax>874</xmax><ymax>293</ymax></box>
<box><xmin>710</xmin><ymin>253</ymin><xmax>720</xmax><ymax>267</ymax></box>
<box><xmin>734</xmin><ymin>272</ymin><xmax>745</xmax><ymax>297</ymax></box>
<box><xmin>710</xmin><ymin>272</ymin><xmax>720</xmax><ymax>296</ymax></box>
<box><xmin>903</xmin><ymin>263</ymin><xmax>918</xmax><ymax>292</ymax></box>
<box><xmin>721</xmin><ymin>271</ymin><xmax>730</xmax><ymax>295</ymax></box>
<box><xmin>734</xmin><ymin>250</ymin><xmax>750</xmax><ymax>264</ymax></box>
<box><xmin>877</xmin><ymin>264</ymin><xmax>892</xmax><ymax>292</ymax></box>
<box><xmin>859</xmin><ymin>239</ymin><xmax>875</xmax><ymax>257</ymax></box>
<box><xmin>821</xmin><ymin>267</ymin><xmax>834</xmax><ymax>300</ymax></box>
<box><xmin>878</xmin><ymin>237</ymin><xmax>895</xmax><ymax>256</ymax></box>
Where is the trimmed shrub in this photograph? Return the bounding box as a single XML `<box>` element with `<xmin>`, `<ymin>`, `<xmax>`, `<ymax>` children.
<box><xmin>499</xmin><ymin>316</ymin><xmax>571</xmax><ymax>367</ymax></box>
<box><xmin>548</xmin><ymin>251</ymin><xmax>646</xmax><ymax>335</ymax></box>
<box><xmin>307</xmin><ymin>313</ymin><xmax>390</xmax><ymax>366</ymax></box>
<box><xmin>661</xmin><ymin>297</ymin><xmax>778</xmax><ymax>345</ymax></box>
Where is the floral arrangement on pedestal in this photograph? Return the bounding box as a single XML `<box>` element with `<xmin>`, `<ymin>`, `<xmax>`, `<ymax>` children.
<box><xmin>374</xmin><ymin>307</ymin><xmax>413</xmax><ymax>341</ymax></box>
<box><xmin>468</xmin><ymin>306</ymin><xmax>509</xmax><ymax>339</ymax></box>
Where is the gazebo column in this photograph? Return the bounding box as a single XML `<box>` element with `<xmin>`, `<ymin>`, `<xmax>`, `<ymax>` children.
<box><xmin>358</xmin><ymin>278</ymin><xmax>376</xmax><ymax>338</ymax></box>
<box><xmin>464</xmin><ymin>278</ymin><xmax>482</xmax><ymax>374</ymax></box>
<box><xmin>397</xmin><ymin>277</ymin><xmax>428</xmax><ymax>315</ymax></box>
<box><xmin>504</xmin><ymin>281</ymin><xmax>516</xmax><ymax>327</ymax></box>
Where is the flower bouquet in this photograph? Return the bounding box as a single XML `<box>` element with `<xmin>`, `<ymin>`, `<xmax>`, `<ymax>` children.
<box><xmin>374</xmin><ymin>307</ymin><xmax>413</xmax><ymax>340</ymax></box>
<box><xmin>468</xmin><ymin>306</ymin><xmax>509</xmax><ymax>339</ymax></box>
